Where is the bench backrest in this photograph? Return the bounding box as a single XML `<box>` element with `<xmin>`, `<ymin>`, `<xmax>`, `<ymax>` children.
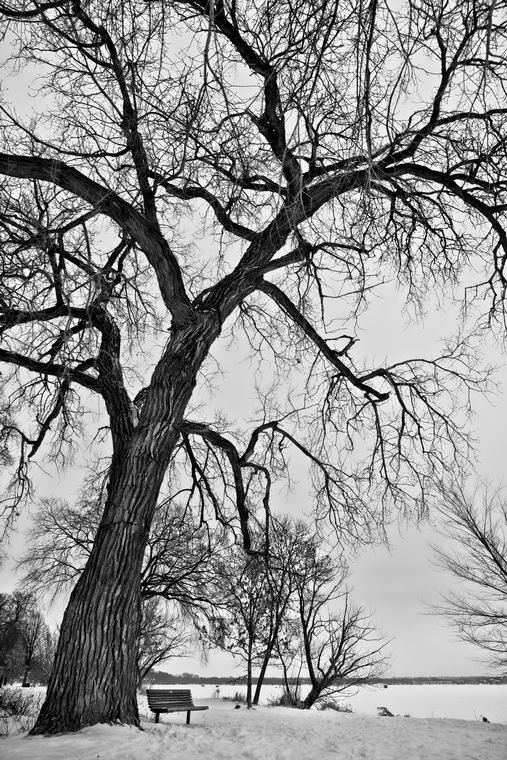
<box><xmin>147</xmin><ymin>689</ymin><xmax>195</xmax><ymax>709</ymax></box>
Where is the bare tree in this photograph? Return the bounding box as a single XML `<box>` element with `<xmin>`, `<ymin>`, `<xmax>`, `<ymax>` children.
<box><xmin>16</xmin><ymin>497</ymin><xmax>98</xmax><ymax>603</ymax></box>
<box><xmin>137</xmin><ymin>598</ymin><xmax>193</xmax><ymax>691</ymax></box>
<box><xmin>207</xmin><ymin>547</ymin><xmax>273</xmax><ymax>708</ymax></box>
<box><xmin>32</xmin><ymin>626</ymin><xmax>59</xmax><ymax>685</ymax></box>
<box><xmin>18</xmin><ymin>605</ymin><xmax>48</xmax><ymax>687</ymax></box>
<box><xmin>431</xmin><ymin>481</ymin><xmax>507</xmax><ymax>673</ymax></box>
<box><xmin>252</xmin><ymin>517</ymin><xmax>310</xmax><ymax>705</ymax></box>
<box><xmin>209</xmin><ymin>517</ymin><xmax>376</xmax><ymax>708</ymax></box>
<box><xmin>206</xmin><ymin>518</ymin><xmax>317</xmax><ymax>707</ymax></box>
<box><xmin>300</xmin><ymin>593</ymin><xmax>390</xmax><ymax>708</ymax></box>
<box><xmin>0</xmin><ymin>0</ymin><xmax>504</xmax><ymax>733</ymax></box>
<box><xmin>274</xmin><ymin>537</ymin><xmax>389</xmax><ymax>708</ymax></box>
<box><xmin>0</xmin><ymin>592</ymin><xmax>26</xmax><ymax>685</ymax></box>
<box><xmin>0</xmin><ymin>592</ymin><xmax>52</xmax><ymax>686</ymax></box>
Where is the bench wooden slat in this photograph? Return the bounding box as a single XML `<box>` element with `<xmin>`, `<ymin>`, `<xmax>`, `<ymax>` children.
<box><xmin>146</xmin><ymin>688</ymin><xmax>209</xmax><ymax>724</ymax></box>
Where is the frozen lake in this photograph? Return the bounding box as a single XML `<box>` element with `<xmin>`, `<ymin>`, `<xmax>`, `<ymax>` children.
<box><xmin>169</xmin><ymin>682</ymin><xmax>507</xmax><ymax>723</ymax></box>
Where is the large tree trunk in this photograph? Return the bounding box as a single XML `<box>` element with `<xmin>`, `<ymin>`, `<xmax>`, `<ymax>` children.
<box><xmin>30</xmin><ymin>569</ymin><xmax>140</xmax><ymax>730</ymax></box>
<box><xmin>30</xmin><ymin>315</ymin><xmax>221</xmax><ymax>734</ymax></box>
<box><xmin>30</xmin><ymin>470</ymin><xmax>157</xmax><ymax>733</ymax></box>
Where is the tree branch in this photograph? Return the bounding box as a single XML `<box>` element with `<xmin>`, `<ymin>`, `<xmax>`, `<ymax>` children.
<box><xmin>0</xmin><ymin>347</ymin><xmax>100</xmax><ymax>391</ymax></box>
<box><xmin>180</xmin><ymin>420</ymin><xmax>253</xmax><ymax>552</ymax></box>
<box><xmin>0</xmin><ymin>154</ymin><xmax>194</xmax><ymax>325</ymax></box>
<box><xmin>258</xmin><ymin>280</ymin><xmax>389</xmax><ymax>402</ymax></box>
<box><xmin>149</xmin><ymin>170</ymin><xmax>257</xmax><ymax>241</ymax></box>
<box><xmin>0</xmin><ymin>0</ymin><xmax>67</xmax><ymax>17</ymax></box>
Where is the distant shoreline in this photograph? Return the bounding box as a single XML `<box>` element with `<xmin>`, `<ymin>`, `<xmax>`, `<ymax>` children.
<box><xmin>147</xmin><ymin>670</ymin><xmax>507</xmax><ymax>687</ymax></box>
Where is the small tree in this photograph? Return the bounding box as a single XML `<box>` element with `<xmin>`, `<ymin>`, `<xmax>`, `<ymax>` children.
<box><xmin>252</xmin><ymin>517</ymin><xmax>321</xmax><ymax>705</ymax></box>
<box><xmin>431</xmin><ymin>481</ymin><xmax>507</xmax><ymax>673</ymax></box>
<box><xmin>1</xmin><ymin>592</ymin><xmax>28</xmax><ymax>685</ymax></box>
<box><xmin>300</xmin><ymin>593</ymin><xmax>390</xmax><ymax>708</ymax></box>
<box><xmin>31</xmin><ymin>627</ymin><xmax>59</xmax><ymax>685</ymax></box>
<box><xmin>18</xmin><ymin>605</ymin><xmax>48</xmax><ymax>687</ymax></box>
<box><xmin>0</xmin><ymin>593</ymin><xmax>53</xmax><ymax>685</ymax></box>
<box><xmin>137</xmin><ymin>599</ymin><xmax>192</xmax><ymax>691</ymax></box>
<box><xmin>209</xmin><ymin>548</ymin><xmax>273</xmax><ymax>708</ymax></box>
<box><xmin>274</xmin><ymin>541</ymin><xmax>389</xmax><ymax>708</ymax></box>
<box><xmin>208</xmin><ymin>520</ymin><xmax>318</xmax><ymax>707</ymax></box>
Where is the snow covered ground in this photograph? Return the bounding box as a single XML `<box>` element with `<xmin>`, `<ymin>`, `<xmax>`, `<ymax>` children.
<box><xmin>342</xmin><ymin>682</ymin><xmax>507</xmax><ymax>723</ymax></box>
<box><xmin>1</xmin><ymin>692</ymin><xmax>507</xmax><ymax>760</ymax></box>
<box><xmin>198</xmin><ymin>682</ymin><xmax>507</xmax><ymax>722</ymax></box>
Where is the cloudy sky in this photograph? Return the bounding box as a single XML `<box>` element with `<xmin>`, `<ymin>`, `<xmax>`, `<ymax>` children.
<box><xmin>3</xmin><ymin>283</ymin><xmax>505</xmax><ymax>680</ymax></box>
<box><xmin>1</xmin><ymin>20</ymin><xmax>506</xmax><ymax>680</ymax></box>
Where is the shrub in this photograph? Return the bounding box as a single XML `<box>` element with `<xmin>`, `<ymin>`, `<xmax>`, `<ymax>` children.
<box><xmin>377</xmin><ymin>706</ymin><xmax>394</xmax><ymax>717</ymax></box>
<box><xmin>319</xmin><ymin>699</ymin><xmax>353</xmax><ymax>713</ymax></box>
<box><xmin>0</xmin><ymin>688</ymin><xmax>41</xmax><ymax>717</ymax></box>
<box><xmin>221</xmin><ymin>691</ymin><xmax>247</xmax><ymax>704</ymax></box>
<box><xmin>267</xmin><ymin>690</ymin><xmax>302</xmax><ymax>708</ymax></box>
<box><xmin>0</xmin><ymin>688</ymin><xmax>44</xmax><ymax>736</ymax></box>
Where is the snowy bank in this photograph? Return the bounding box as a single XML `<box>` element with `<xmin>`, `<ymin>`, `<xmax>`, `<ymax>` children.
<box><xmin>1</xmin><ymin>697</ymin><xmax>507</xmax><ymax>760</ymax></box>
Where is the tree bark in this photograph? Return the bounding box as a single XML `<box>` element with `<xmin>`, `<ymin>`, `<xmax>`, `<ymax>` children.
<box><xmin>252</xmin><ymin>629</ymin><xmax>277</xmax><ymax>705</ymax></box>
<box><xmin>303</xmin><ymin>684</ymin><xmax>324</xmax><ymax>709</ymax></box>
<box><xmin>246</xmin><ymin>643</ymin><xmax>253</xmax><ymax>709</ymax></box>
<box><xmin>30</xmin><ymin>467</ymin><xmax>159</xmax><ymax>733</ymax></box>
<box><xmin>30</xmin><ymin>314</ymin><xmax>221</xmax><ymax>734</ymax></box>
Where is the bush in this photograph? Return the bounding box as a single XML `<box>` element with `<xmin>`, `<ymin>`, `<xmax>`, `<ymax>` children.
<box><xmin>319</xmin><ymin>699</ymin><xmax>353</xmax><ymax>713</ymax></box>
<box><xmin>0</xmin><ymin>687</ymin><xmax>44</xmax><ymax>736</ymax></box>
<box><xmin>0</xmin><ymin>688</ymin><xmax>41</xmax><ymax>716</ymax></box>
<box><xmin>221</xmin><ymin>691</ymin><xmax>247</xmax><ymax>704</ymax></box>
<box><xmin>377</xmin><ymin>706</ymin><xmax>394</xmax><ymax>717</ymax></box>
<box><xmin>267</xmin><ymin>690</ymin><xmax>302</xmax><ymax>708</ymax></box>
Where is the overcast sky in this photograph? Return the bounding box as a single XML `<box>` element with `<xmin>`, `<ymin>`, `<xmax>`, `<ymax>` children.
<box><xmin>3</xmin><ymin>284</ymin><xmax>506</xmax><ymax>679</ymax></box>
<box><xmin>176</xmin><ymin>286</ymin><xmax>507</xmax><ymax>679</ymax></box>
<box><xmin>1</xmin><ymin>30</ymin><xmax>506</xmax><ymax>680</ymax></box>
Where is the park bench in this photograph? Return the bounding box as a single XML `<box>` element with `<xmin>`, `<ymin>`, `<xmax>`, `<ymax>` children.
<box><xmin>146</xmin><ymin>688</ymin><xmax>209</xmax><ymax>724</ymax></box>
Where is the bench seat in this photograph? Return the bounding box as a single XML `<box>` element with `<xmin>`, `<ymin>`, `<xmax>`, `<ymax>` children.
<box><xmin>146</xmin><ymin>688</ymin><xmax>209</xmax><ymax>724</ymax></box>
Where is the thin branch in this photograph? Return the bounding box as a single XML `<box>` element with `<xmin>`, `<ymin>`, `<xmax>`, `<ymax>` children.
<box><xmin>258</xmin><ymin>280</ymin><xmax>389</xmax><ymax>402</ymax></box>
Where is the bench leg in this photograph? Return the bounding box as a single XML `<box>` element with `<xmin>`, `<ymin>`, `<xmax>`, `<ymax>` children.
<box><xmin>186</xmin><ymin>711</ymin><xmax>191</xmax><ymax>725</ymax></box>
<box><xmin>155</xmin><ymin>712</ymin><xmax>160</xmax><ymax>724</ymax></box>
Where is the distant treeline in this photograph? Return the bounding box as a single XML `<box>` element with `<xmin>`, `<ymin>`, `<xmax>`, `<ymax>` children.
<box><xmin>147</xmin><ymin>670</ymin><xmax>507</xmax><ymax>686</ymax></box>
<box><xmin>369</xmin><ymin>676</ymin><xmax>507</xmax><ymax>685</ymax></box>
<box><xmin>146</xmin><ymin>670</ymin><xmax>311</xmax><ymax>686</ymax></box>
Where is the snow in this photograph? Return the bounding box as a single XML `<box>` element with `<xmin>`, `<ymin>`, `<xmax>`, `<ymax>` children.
<box><xmin>184</xmin><ymin>682</ymin><xmax>507</xmax><ymax>722</ymax></box>
<box><xmin>342</xmin><ymin>683</ymin><xmax>507</xmax><ymax>723</ymax></box>
<box><xmin>2</xmin><ymin>695</ymin><xmax>507</xmax><ymax>760</ymax></box>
